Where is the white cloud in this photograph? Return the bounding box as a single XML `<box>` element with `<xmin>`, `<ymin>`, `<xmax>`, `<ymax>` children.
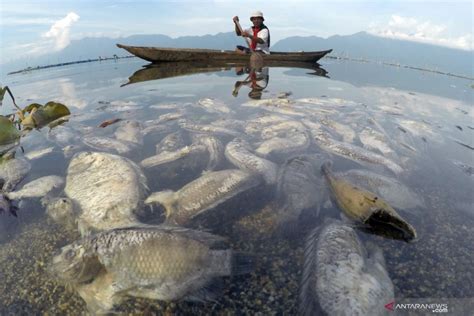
<box><xmin>369</xmin><ymin>15</ymin><xmax>473</xmax><ymax>51</ymax></box>
<box><xmin>42</xmin><ymin>12</ymin><xmax>80</xmax><ymax>50</ymax></box>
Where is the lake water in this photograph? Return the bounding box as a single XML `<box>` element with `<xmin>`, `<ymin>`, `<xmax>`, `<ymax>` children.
<box><xmin>1</xmin><ymin>57</ymin><xmax>473</xmax><ymax>314</ymax></box>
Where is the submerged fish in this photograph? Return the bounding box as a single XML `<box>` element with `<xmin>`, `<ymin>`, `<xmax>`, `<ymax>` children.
<box><xmin>300</xmin><ymin>219</ymin><xmax>394</xmax><ymax>316</ymax></box>
<box><xmin>62</xmin><ymin>152</ymin><xmax>148</xmax><ymax>235</ymax></box>
<box><xmin>179</xmin><ymin>120</ymin><xmax>240</xmax><ymax>137</ymax></box>
<box><xmin>5</xmin><ymin>175</ymin><xmax>64</xmax><ymax>200</ymax></box>
<box><xmin>0</xmin><ymin>154</ymin><xmax>31</xmax><ymax>192</ymax></box>
<box><xmin>335</xmin><ymin>169</ymin><xmax>424</xmax><ymax>211</ymax></box>
<box><xmin>359</xmin><ymin>127</ymin><xmax>396</xmax><ymax>157</ymax></box>
<box><xmin>83</xmin><ymin>136</ymin><xmax>137</xmax><ymax>155</ymax></box>
<box><xmin>155</xmin><ymin>131</ymin><xmax>187</xmax><ymax>153</ymax></box>
<box><xmin>141</xmin><ymin>144</ymin><xmax>207</xmax><ymax>169</ymax></box>
<box><xmin>255</xmin><ymin>131</ymin><xmax>310</xmax><ymax>158</ymax></box>
<box><xmin>145</xmin><ymin>169</ymin><xmax>260</xmax><ymax>226</ymax></box>
<box><xmin>24</xmin><ymin>146</ymin><xmax>55</xmax><ymax>160</ymax></box>
<box><xmin>225</xmin><ymin>138</ymin><xmax>278</xmax><ymax>184</ymax></box>
<box><xmin>114</xmin><ymin>120</ymin><xmax>143</xmax><ymax>145</ymax></box>
<box><xmin>192</xmin><ymin>134</ymin><xmax>224</xmax><ymax>172</ymax></box>
<box><xmin>321</xmin><ymin>162</ymin><xmax>416</xmax><ymax>241</ymax></box>
<box><xmin>307</xmin><ymin>127</ymin><xmax>403</xmax><ymax>174</ymax></box>
<box><xmin>274</xmin><ymin>155</ymin><xmax>325</xmax><ymax>230</ymax></box>
<box><xmin>51</xmin><ymin>225</ymin><xmax>254</xmax><ymax>313</ymax></box>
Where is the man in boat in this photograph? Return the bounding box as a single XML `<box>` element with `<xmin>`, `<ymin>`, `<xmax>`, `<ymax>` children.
<box><xmin>233</xmin><ymin>11</ymin><xmax>270</xmax><ymax>55</ymax></box>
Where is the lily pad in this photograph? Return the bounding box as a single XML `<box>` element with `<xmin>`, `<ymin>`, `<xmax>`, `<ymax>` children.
<box><xmin>0</xmin><ymin>116</ymin><xmax>20</xmax><ymax>145</ymax></box>
<box><xmin>21</xmin><ymin>102</ymin><xmax>71</xmax><ymax>129</ymax></box>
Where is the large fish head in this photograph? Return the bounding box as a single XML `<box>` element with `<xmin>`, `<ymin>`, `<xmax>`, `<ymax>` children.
<box><xmin>365</xmin><ymin>208</ymin><xmax>417</xmax><ymax>242</ymax></box>
<box><xmin>50</xmin><ymin>241</ymin><xmax>102</xmax><ymax>284</ymax></box>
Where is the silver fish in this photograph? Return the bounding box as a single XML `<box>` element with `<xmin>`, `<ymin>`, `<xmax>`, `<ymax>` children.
<box><xmin>145</xmin><ymin>169</ymin><xmax>260</xmax><ymax>225</ymax></box>
<box><xmin>51</xmin><ymin>225</ymin><xmax>254</xmax><ymax>313</ymax></box>
<box><xmin>83</xmin><ymin>136</ymin><xmax>138</xmax><ymax>155</ymax></box>
<box><xmin>0</xmin><ymin>154</ymin><xmax>31</xmax><ymax>192</ymax></box>
<box><xmin>5</xmin><ymin>175</ymin><xmax>64</xmax><ymax>200</ymax></box>
<box><xmin>114</xmin><ymin>120</ymin><xmax>143</xmax><ymax>145</ymax></box>
<box><xmin>192</xmin><ymin>134</ymin><xmax>224</xmax><ymax>171</ymax></box>
<box><xmin>307</xmin><ymin>127</ymin><xmax>403</xmax><ymax>174</ymax></box>
<box><xmin>141</xmin><ymin>144</ymin><xmax>207</xmax><ymax>169</ymax></box>
<box><xmin>300</xmin><ymin>219</ymin><xmax>394</xmax><ymax>316</ymax></box>
<box><xmin>155</xmin><ymin>131</ymin><xmax>187</xmax><ymax>153</ymax></box>
<box><xmin>179</xmin><ymin>120</ymin><xmax>240</xmax><ymax>137</ymax></box>
<box><xmin>255</xmin><ymin>131</ymin><xmax>310</xmax><ymax>158</ymax></box>
<box><xmin>64</xmin><ymin>152</ymin><xmax>148</xmax><ymax>235</ymax></box>
<box><xmin>359</xmin><ymin>127</ymin><xmax>396</xmax><ymax>157</ymax></box>
<box><xmin>24</xmin><ymin>146</ymin><xmax>55</xmax><ymax>160</ymax></box>
<box><xmin>225</xmin><ymin>138</ymin><xmax>277</xmax><ymax>184</ymax></box>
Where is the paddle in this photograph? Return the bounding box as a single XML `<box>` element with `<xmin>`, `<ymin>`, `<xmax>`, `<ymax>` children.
<box><xmin>233</xmin><ymin>18</ymin><xmax>252</xmax><ymax>50</ymax></box>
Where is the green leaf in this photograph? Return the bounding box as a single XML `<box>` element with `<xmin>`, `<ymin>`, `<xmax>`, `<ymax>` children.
<box><xmin>0</xmin><ymin>116</ymin><xmax>20</xmax><ymax>145</ymax></box>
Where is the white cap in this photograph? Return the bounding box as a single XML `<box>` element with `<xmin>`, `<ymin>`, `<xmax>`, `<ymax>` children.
<box><xmin>250</xmin><ymin>11</ymin><xmax>264</xmax><ymax>21</ymax></box>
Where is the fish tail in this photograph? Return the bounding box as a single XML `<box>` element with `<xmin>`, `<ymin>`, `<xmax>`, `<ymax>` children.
<box><xmin>320</xmin><ymin>160</ymin><xmax>333</xmax><ymax>179</ymax></box>
<box><xmin>231</xmin><ymin>252</ymin><xmax>256</xmax><ymax>275</ymax></box>
<box><xmin>144</xmin><ymin>190</ymin><xmax>176</xmax><ymax>218</ymax></box>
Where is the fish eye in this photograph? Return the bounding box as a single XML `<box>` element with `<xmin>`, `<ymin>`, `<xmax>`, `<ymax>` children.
<box><xmin>64</xmin><ymin>249</ymin><xmax>76</xmax><ymax>260</ymax></box>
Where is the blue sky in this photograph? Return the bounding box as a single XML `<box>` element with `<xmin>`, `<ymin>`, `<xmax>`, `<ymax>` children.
<box><xmin>1</xmin><ymin>0</ymin><xmax>472</xmax><ymax>64</ymax></box>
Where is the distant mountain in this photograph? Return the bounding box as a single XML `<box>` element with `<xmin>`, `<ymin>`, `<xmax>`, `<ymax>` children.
<box><xmin>272</xmin><ymin>32</ymin><xmax>473</xmax><ymax>77</ymax></box>
<box><xmin>2</xmin><ymin>31</ymin><xmax>472</xmax><ymax>78</ymax></box>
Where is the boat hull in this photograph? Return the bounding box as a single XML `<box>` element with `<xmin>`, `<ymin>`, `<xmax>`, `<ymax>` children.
<box><xmin>117</xmin><ymin>44</ymin><xmax>332</xmax><ymax>63</ymax></box>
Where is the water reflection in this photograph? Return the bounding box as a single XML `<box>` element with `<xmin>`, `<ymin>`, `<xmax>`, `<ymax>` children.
<box><xmin>122</xmin><ymin>61</ymin><xmax>328</xmax><ymax>99</ymax></box>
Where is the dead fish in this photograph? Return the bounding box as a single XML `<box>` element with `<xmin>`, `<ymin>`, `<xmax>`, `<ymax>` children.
<box><xmin>196</xmin><ymin>98</ymin><xmax>231</xmax><ymax>114</ymax></box>
<box><xmin>359</xmin><ymin>127</ymin><xmax>396</xmax><ymax>157</ymax></box>
<box><xmin>141</xmin><ymin>144</ymin><xmax>207</xmax><ymax>169</ymax></box>
<box><xmin>225</xmin><ymin>138</ymin><xmax>278</xmax><ymax>184</ymax></box>
<box><xmin>300</xmin><ymin>218</ymin><xmax>394</xmax><ymax>316</ymax></box>
<box><xmin>24</xmin><ymin>146</ymin><xmax>55</xmax><ymax>160</ymax></box>
<box><xmin>320</xmin><ymin>117</ymin><xmax>356</xmax><ymax>143</ymax></box>
<box><xmin>321</xmin><ymin>162</ymin><xmax>416</xmax><ymax>241</ymax></box>
<box><xmin>50</xmin><ymin>225</ymin><xmax>254</xmax><ymax>314</ymax></box>
<box><xmin>61</xmin><ymin>152</ymin><xmax>148</xmax><ymax>235</ymax></box>
<box><xmin>255</xmin><ymin>131</ymin><xmax>311</xmax><ymax>158</ymax></box>
<box><xmin>192</xmin><ymin>134</ymin><xmax>224</xmax><ymax>172</ymax></box>
<box><xmin>114</xmin><ymin>120</ymin><xmax>143</xmax><ymax>145</ymax></box>
<box><xmin>336</xmin><ymin>169</ymin><xmax>424</xmax><ymax>212</ymax></box>
<box><xmin>48</xmin><ymin>125</ymin><xmax>81</xmax><ymax>146</ymax></box>
<box><xmin>156</xmin><ymin>131</ymin><xmax>187</xmax><ymax>153</ymax></box>
<box><xmin>145</xmin><ymin>169</ymin><xmax>260</xmax><ymax>226</ymax></box>
<box><xmin>260</xmin><ymin>120</ymin><xmax>306</xmax><ymax>140</ymax></box>
<box><xmin>274</xmin><ymin>155</ymin><xmax>326</xmax><ymax>232</ymax></box>
<box><xmin>46</xmin><ymin>197</ymin><xmax>76</xmax><ymax>230</ymax></box>
<box><xmin>179</xmin><ymin>120</ymin><xmax>240</xmax><ymax>137</ymax></box>
<box><xmin>5</xmin><ymin>175</ymin><xmax>64</xmax><ymax>200</ymax></box>
<box><xmin>83</xmin><ymin>136</ymin><xmax>138</xmax><ymax>155</ymax></box>
<box><xmin>0</xmin><ymin>154</ymin><xmax>31</xmax><ymax>192</ymax></box>
<box><xmin>308</xmin><ymin>128</ymin><xmax>403</xmax><ymax>174</ymax></box>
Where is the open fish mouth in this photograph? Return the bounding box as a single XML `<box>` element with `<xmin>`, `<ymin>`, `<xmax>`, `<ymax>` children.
<box><xmin>365</xmin><ymin>208</ymin><xmax>417</xmax><ymax>242</ymax></box>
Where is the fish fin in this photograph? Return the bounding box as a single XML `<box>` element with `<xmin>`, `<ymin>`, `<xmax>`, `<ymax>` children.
<box><xmin>185</xmin><ymin>278</ymin><xmax>225</xmax><ymax>302</ymax></box>
<box><xmin>144</xmin><ymin>190</ymin><xmax>176</xmax><ymax>217</ymax></box>
<box><xmin>299</xmin><ymin>223</ymin><xmax>325</xmax><ymax>316</ymax></box>
<box><xmin>158</xmin><ymin>225</ymin><xmax>228</xmax><ymax>248</ymax></box>
<box><xmin>231</xmin><ymin>252</ymin><xmax>256</xmax><ymax>275</ymax></box>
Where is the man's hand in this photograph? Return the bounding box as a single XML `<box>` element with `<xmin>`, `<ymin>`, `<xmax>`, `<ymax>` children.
<box><xmin>241</xmin><ymin>31</ymin><xmax>250</xmax><ymax>38</ymax></box>
<box><xmin>233</xmin><ymin>16</ymin><xmax>239</xmax><ymax>23</ymax></box>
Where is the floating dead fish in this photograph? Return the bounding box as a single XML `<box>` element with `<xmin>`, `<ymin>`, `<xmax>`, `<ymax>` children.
<box><xmin>141</xmin><ymin>144</ymin><xmax>207</xmax><ymax>169</ymax></box>
<box><xmin>179</xmin><ymin>120</ymin><xmax>240</xmax><ymax>137</ymax></box>
<box><xmin>55</xmin><ymin>152</ymin><xmax>148</xmax><ymax>235</ymax></box>
<box><xmin>320</xmin><ymin>117</ymin><xmax>356</xmax><ymax>143</ymax></box>
<box><xmin>83</xmin><ymin>136</ymin><xmax>137</xmax><ymax>155</ymax></box>
<box><xmin>335</xmin><ymin>169</ymin><xmax>424</xmax><ymax>211</ymax></box>
<box><xmin>145</xmin><ymin>169</ymin><xmax>260</xmax><ymax>226</ymax></box>
<box><xmin>307</xmin><ymin>127</ymin><xmax>403</xmax><ymax>174</ymax></box>
<box><xmin>225</xmin><ymin>138</ymin><xmax>278</xmax><ymax>184</ymax></box>
<box><xmin>114</xmin><ymin>120</ymin><xmax>143</xmax><ymax>145</ymax></box>
<box><xmin>155</xmin><ymin>131</ymin><xmax>187</xmax><ymax>153</ymax></box>
<box><xmin>300</xmin><ymin>218</ymin><xmax>394</xmax><ymax>316</ymax></box>
<box><xmin>0</xmin><ymin>154</ymin><xmax>31</xmax><ymax>192</ymax></box>
<box><xmin>196</xmin><ymin>98</ymin><xmax>231</xmax><ymax>114</ymax></box>
<box><xmin>24</xmin><ymin>146</ymin><xmax>55</xmax><ymax>160</ymax></box>
<box><xmin>192</xmin><ymin>134</ymin><xmax>224</xmax><ymax>172</ymax></box>
<box><xmin>255</xmin><ymin>131</ymin><xmax>310</xmax><ymax>158</ymax></box>
<box><xmin>359</xmin><ymin>127</ymin><xmax>396</xmax><ymax>157</ymax></box>
<box><xmin>5</xmin><ymin>175</ymin><xmax>64</xmax><ymax>200</ymax></box>
<box><xmin>50</xmin><ymin>225</ymin><xmax>254</xmax><ymax>314</ymax></box>
<box><xmin>321</xmin><ymin>162</ymin><xmax>416</xmax><ymax>241</ymax></box>
<box><xmin>274</xmin><ymin>155</ymin><xmax>325</xmax><ymax>231</ymax></box>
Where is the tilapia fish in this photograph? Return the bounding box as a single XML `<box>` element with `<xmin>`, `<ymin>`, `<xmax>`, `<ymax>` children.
<box><xmin>225</xmin><ymin>138</ymin><xmax>277</xmax><ymax>185</ymax></box>
<box><xmin>0</xmin><ymin>154</ymin><xmax>31</xmax><ymax>192</ymax></box>
<box><xmin>300</xmin><ymin>219</ymin><xmax>394</xmax><ymax>316</ymax></box>
<box><xmin>5</xmin><ymin>175</ymin><xmax>64</xmax><ymax>200</ymax></box>
<box><xmin>83</xmin><ymin>136</ymin><xmax>137</xmax><ymax>155</ymax></box>
<box><xmin>192</xmin><ymin>134</ymin><xmax>224</xmax><ymax>171</ymax></box>
<box><xmin>308</xmin><ymin>127</ymin><xmax>403</xmax><ymax>174</ymax></box>
<box><xmin>275</xmin><ymin>155</ymin><xmax>325</xmax><ymax>227</ymax></box>
<box><xmin>64</xmin><ymin>152</ymin><xmax>148</xmax><ymax>235</ymax></box>
<box><xmin>179</xmin><ymin>120</ymin><xmax>240</xmax><ymax>137</ymax></box>
<box><xmin>141</xmin><ymin>144</ymin><xmax>207</xmax><ymax>169</ymax></box>
<box><xmin>321</xmin><ymin>162</ymin><xmax>416</xmax><ymax>241</ymax></box>
<box><xmin>255</xmin><ymin>131</ymin><xmax>310</xmax><ymax>158</ymax></box>
<box><xmin>155</xmin><ymin>131</ymin><xmax>187</xmax><ymax>153</ymax></box>
<box><xmin>51</xmin><ymin>225</ymin><xmax>254</xmax><ymax>314</ymax></box>
<box><xmin>146</xmin><ymin>169</ymin><xmax>261</xmax><ymax>225</ymax></box>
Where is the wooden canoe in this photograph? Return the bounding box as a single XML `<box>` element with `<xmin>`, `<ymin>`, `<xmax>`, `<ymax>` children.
<box><xmin>116</xmin><ymin>44</ymin><xmax>332</xmax><ymax>63</ymax></box>
<box><xmin>121</xmin><ymin>61</ymin><xmax>329</xmax><ymax>86</ymax></box>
